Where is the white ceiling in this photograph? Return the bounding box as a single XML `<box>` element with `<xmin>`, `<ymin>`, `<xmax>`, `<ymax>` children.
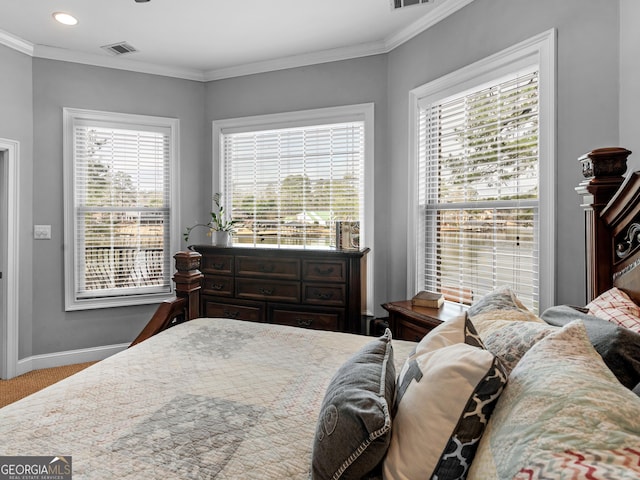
<box><xmin>0</xmin><ymin>0</ymin><xmax>472</xmax><ymax>81</ymax></box>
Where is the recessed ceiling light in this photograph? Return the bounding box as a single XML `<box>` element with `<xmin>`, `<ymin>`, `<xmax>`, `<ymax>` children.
<box><xmin>52</xmin><ymin>12</ymin><xmax>79</xmax><ymax>26</ymax></box>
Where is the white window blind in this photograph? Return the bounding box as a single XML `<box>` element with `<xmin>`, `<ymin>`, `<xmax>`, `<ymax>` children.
<box><xmin>221</xmin><ymin>121</ymin><xmax>365</xmax><ymax>249</ymax></box>
<box><xmin>418</xmin><ymin>69</ymin><xmax>540</xmax><ymax>310</ymax></box>
<box><xmin>70</xmin><ymin>118</ymin><xmax>172</xmax><ymax>305</ymax></box>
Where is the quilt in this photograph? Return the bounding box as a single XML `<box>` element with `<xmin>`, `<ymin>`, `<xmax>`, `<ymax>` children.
<box><xmin>0</xmin><ymin>318</ymin><xmax>416</xmax><ymax>479</ymax></box>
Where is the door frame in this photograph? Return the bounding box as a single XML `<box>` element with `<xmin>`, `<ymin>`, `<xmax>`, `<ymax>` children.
<box><xmin>0</xmin><ymin>138</ymin><xmax>20</xmax><ymax>379</ymax></box>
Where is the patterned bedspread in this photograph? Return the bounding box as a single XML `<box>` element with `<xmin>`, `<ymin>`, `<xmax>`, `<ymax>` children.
<box><xmin>0</xmin><ymin>318</ymin><xmax>416</xmax><ymax>479</ymax></box>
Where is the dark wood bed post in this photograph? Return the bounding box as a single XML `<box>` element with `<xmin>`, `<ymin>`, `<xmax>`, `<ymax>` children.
<box><xmin>130</xmin><ymin>251</ymin><xmax>203</xmax><ymax>347</ymax></box>
<box><xmin>173</xmin><ymin>250</ymin><xmax>204</xmax><ymax>319</ymax></box>
<box><xmin>576</xmin><ymin>147</ymin><xmax>631</xmax><ymax>303</ymax></box>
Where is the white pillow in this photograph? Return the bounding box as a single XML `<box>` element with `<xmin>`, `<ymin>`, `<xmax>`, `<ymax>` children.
<box><xmin>383</xmin><ymin>314</ymin><xmax>507</xmax><ymax>480</ymax></box>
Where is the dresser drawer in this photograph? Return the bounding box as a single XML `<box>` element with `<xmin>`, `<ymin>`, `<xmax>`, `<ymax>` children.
<box><xmin>204</xmin><ymin>299</ymin><xmax>264</xmax><ymax>323</ymax></box>
<box><xmin>202</xmin><ymin>275</ymin><xmax>233</xmax><ymax>296</ymax></box>
<box><xmin>236</xmin><ymin>278</ymin><xmax>300</xmax><ymax>303</ymax></box>
<box><xmin>236</xmin><ymin>256</ymin><xmax>300</xmax><ymax>280</ymax></box>
<box><xmin>302</xmin><ymin>259</ymin><xmax>347</xmax><ymax>282</ymax></box>
<box><xmin>302</xmin><ymin>283</ymin><xmax>346</xmax><ymax>306</ymax></box>
<box><xmin>270</xmin><ymin>306</ymin><xmax>342</xmax><ymax>331</ymax></box>
<box><xmin>394</xmin><ymin>318</ymin><xmax>433</xmax><ymax>342</ymax></box>
<box><xmin>192</xmin><ymin>245</ymin><xmax>369</xmax><ymax>334</ymax></box>
<box><xmin>201</xmin><ymin>254</ymin><xmax>233</xmax><ymax>274</ymax></box>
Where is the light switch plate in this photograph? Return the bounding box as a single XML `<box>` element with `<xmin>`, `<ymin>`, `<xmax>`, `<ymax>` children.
<box><xmin>34</xmin><ymin>225</ymin><xmax>52</xmax><ymax>240</ymax></box>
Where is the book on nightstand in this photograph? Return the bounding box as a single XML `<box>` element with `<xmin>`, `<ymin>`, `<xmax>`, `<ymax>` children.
<box><xmin>411</xmin><ymin>290</ymin><xmax>444</xmax><ymax>308</ymax></box>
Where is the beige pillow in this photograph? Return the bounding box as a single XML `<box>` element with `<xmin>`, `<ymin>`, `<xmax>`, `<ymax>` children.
<box><xmin>481</xmin><ymin>321</ymin><xmax>557</xmax><ymax>374</ymax></box>
<box><xmin>468</xmin><ymin>320</ymin><xmax>640</xmax><ymax>480</ymax></box>
<box><xmin>466</xmin><ymin>286</ymin><xmax>555</xmax><ymax>373</ymax></box>
<box><xmin>467</xmin><ymin>286</ymin><xmax>544</xmax><ymax>339</ymax></box>
<box><xmin>383</xmin><ymin>314</ymin><xmax>507</xmax><ymax>479</ymax></box>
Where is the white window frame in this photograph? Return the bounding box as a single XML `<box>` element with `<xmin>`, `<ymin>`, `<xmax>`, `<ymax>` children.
<box><xmin>63</xmin><ymin>108</ymin><xmax>180</xmax><ymax>311</ymax></box>
<box><xmin>407</xmin><ymin>29</ymin><xmax>556</xmax><ymax>311</ymax></box>
<box><xmin>212</xmin><ymin>103</ymin><xmax>375</xmax><ymax>315</ymax></box>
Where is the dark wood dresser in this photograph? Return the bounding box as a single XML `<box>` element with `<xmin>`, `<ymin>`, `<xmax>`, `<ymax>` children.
<box><xmin>190</xmin><ymin>245</ymin><xmax>369</xmax><ymax>334</ymax></box>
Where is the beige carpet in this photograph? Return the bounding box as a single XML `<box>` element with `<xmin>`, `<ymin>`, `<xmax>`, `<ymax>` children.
<box><xmin>0</xmin><ymin>362</ymin><xmax>96</xmax><ymax>408</ymax></box>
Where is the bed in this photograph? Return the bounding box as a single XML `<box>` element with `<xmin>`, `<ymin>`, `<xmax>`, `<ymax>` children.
<box><xmin>1</xmin><ymin>319</ymin><xmax>417</xmax><ymax>478</ymax></box>
<box><xmin>1</xmin><ymin>147</ymin><xmax>640</xmax><ymax>479</ymax></box>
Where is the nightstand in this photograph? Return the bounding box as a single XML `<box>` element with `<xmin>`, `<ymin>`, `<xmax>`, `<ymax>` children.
<box><xmin>381</xmin><ymin>300</ymin><xmax>467</xmax><ymax>342</ymax></box>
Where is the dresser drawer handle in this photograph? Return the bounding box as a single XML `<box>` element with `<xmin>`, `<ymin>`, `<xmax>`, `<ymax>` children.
<box><xmin>259</xmin><ymin>288</ymin><xmax>274</xmax><ymax>295</ymax></box>
<box><xmin>316</xmin><ymin>292</ymin><xmax>333</xmax><ymax>300</ymax></box>
<box><xmin>212</xmin><ymin>262</ymin><xmax>225</xmax><ymax>270</ymax></box>
<box><xmin>223</xmin><ymin>309</ymin><xmax>240</xmax><ymax>319</ymax></box>
<box><xmin>259</xmin><ymin>264</ymin><xmax>275</xmax><ymax>273</ymax></box>
<box><xmin>210</xmin><ymin>283</ymin><xmax>224</xmax><ymax>290</ymax></box>
<box><xmin>314</xmin><ymin>266</ymin><xmax>334</xmax><ymax>275</ymax></box>
<box><xmin>296</xmin><ymin>318</ymin><xmax>313</xmax><ymax>327</ymax></box>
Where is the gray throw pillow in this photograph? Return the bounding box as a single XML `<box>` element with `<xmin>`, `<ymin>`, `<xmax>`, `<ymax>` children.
<box><xmin>541</xmin><ymin>305</ymin><xmax>640</xmax><ymax>392</ymax></box>
<box><xmin>311</xmin><ymin>329</ymin><xmax>396</xmax><ymax>480</ymax></box>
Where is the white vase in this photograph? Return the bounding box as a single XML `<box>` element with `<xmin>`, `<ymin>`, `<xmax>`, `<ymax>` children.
<box><xmin>212</xmin><ymin>230</ymin><xmax>231</xmax><ymax>246</ymax></box>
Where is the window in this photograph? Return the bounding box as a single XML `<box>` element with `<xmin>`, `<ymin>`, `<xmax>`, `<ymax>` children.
<box><xmin>408</xmin><ymin>30</ymin><xmax>555</xmax><ymax>312</ymax></box>
<box><xmin>63</xmin><ymin>108</ymin><xmax>179</xmax><ymax>310</ymax></box>
<box><xmin>213</xmin><ymin>104</ymin><xmax>373</xmax><ymax>251</ymax></box>
<box><xmin>213</xmin><ymin>104</ymin><xmax>374</xmax><ymax>314</ymax></box>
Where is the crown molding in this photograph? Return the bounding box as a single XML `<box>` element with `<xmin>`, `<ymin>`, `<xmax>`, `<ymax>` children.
<box><xmin>205</xmin><ymin>0</ymin><xmax>476</xmax><ymax>80</ymax></box>
<box><xmin>204</xmin><ymin>40</ymin><xmax>388</xmax><ymax>81</ymax></box>
<box><xmin>1</xmin><ymin>0</ymin><xmax>475</xmax><ymax>82</ymax></box>
<box><xmin>33</xmin><ymin>45</ymin><xmax>206</xmax><ymax>81</ymax></box>
<box><xmin>0</xmin><ymin>28</ymin><xmax>34</xmax><ymax>56</ymax></box>
<box><xmin>384</xmin><ymin>0</ymin><xmax>476</xmax><ymax>51</ymax></box>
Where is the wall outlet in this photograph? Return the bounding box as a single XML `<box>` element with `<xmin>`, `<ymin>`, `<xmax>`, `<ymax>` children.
<box><xmin>34</xmin><ymin>225</ymin><xmax>52</xmax><ymax>240</ymax></box>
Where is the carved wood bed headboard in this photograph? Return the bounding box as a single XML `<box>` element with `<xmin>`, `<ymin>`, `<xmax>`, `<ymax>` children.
<box><xmin>576</xmin><ymin>147</ymin><xmax>640</xmax><ymax>304</ymax></box>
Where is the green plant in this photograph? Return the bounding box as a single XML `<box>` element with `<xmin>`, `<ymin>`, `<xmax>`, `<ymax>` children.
<box><xmin>183</xmin><ymin>193</ymin><xmax>237</xmax><ymax>242</ymax></box>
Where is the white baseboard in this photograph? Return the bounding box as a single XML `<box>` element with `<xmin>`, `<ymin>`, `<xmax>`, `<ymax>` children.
<box><xmin>15</xmin><ymin>343</ymin><xmax>129</xmax><ymax>377</ymax></box>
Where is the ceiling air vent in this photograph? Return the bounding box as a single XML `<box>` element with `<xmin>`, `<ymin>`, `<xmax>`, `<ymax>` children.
<box><xmin>101</xmin><ymin>41</ymin><xmax>138</xmax><ymax>56</ymax></box>
<box><xmin>391</xmin><ymin>0</ymin><xmax>431</xmax><ymax>9</ymax></box>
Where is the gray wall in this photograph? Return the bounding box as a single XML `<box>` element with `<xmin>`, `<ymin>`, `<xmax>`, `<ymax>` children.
<box><xmin>204</xmin><ymin>55</ymin><xmax>389</xmax><ymax>314</ymax></box>
<box><xmin>386</xmin><ymin>0</ymin><xmax>619</xmax><ymax>308</ymax></box>
<box><xmin>3</xmin><ymin>0</ymin><xmax>627</xmax><ymax>358</ymax></box>
<box><xmin>620</xmin><ymin>0</ymin><xmax>640</xmax><ymax>168</ymax></box>
<box><xmin>0</xmin><ymin>45</ymin><xmax>34</xmax><ymax>358</ymax></box>
<box><xmin>31</xmin><ymin>59</ymin><xmax>206</xmax><ymax>354</ymax></box>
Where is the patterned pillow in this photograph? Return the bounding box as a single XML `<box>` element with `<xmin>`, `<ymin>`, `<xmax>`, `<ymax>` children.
<box><xmin>587</xmin><ymin>287</ymin><xmax>640</xmax><ymax>334</ymax></box>
<box><xmin>467</xmin><ymin>285</ymin><xmax>539</xmax><ymax>319</ymax></box>
<box><xmin>465</xmin><ymin>287</ymin><xmax>554</xmax><ymax>373</ymax></box>
<box><xmin>311</xmin><ymin>329</ymin><xmax>395</xmax><ymax>480</ymax></box>
<box><xmin>413</xmin><ymin>312</ymin><xmax>483</xmax><ymax>353</ymax></box>
<box><xmin>383</xmin><ymin>314</ymin><xmax>507</xmax><ymax>480</ymax></box>
<box><xmin>481</xmin><ymin>321</ymin><xmax>557</xmax><ymax>374</ymax></box>
<box><xmin>512</xmin><ymin>449</ymin><xmax>640</xmax><ymax>479</ymax></box>
<box><xmin>468</xmin><ymin>286</ymin><xmax>545</xmax><ymax>339</ymax></box>
<box><xmin>468</xmin><ymin>320</ymin><xmax>640</xmax><ymax>480</ymax></box>
<box><xmin>542</xmin><ymin>304</ymin><xmax>640</xmax><ymax>391</ymax></box>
